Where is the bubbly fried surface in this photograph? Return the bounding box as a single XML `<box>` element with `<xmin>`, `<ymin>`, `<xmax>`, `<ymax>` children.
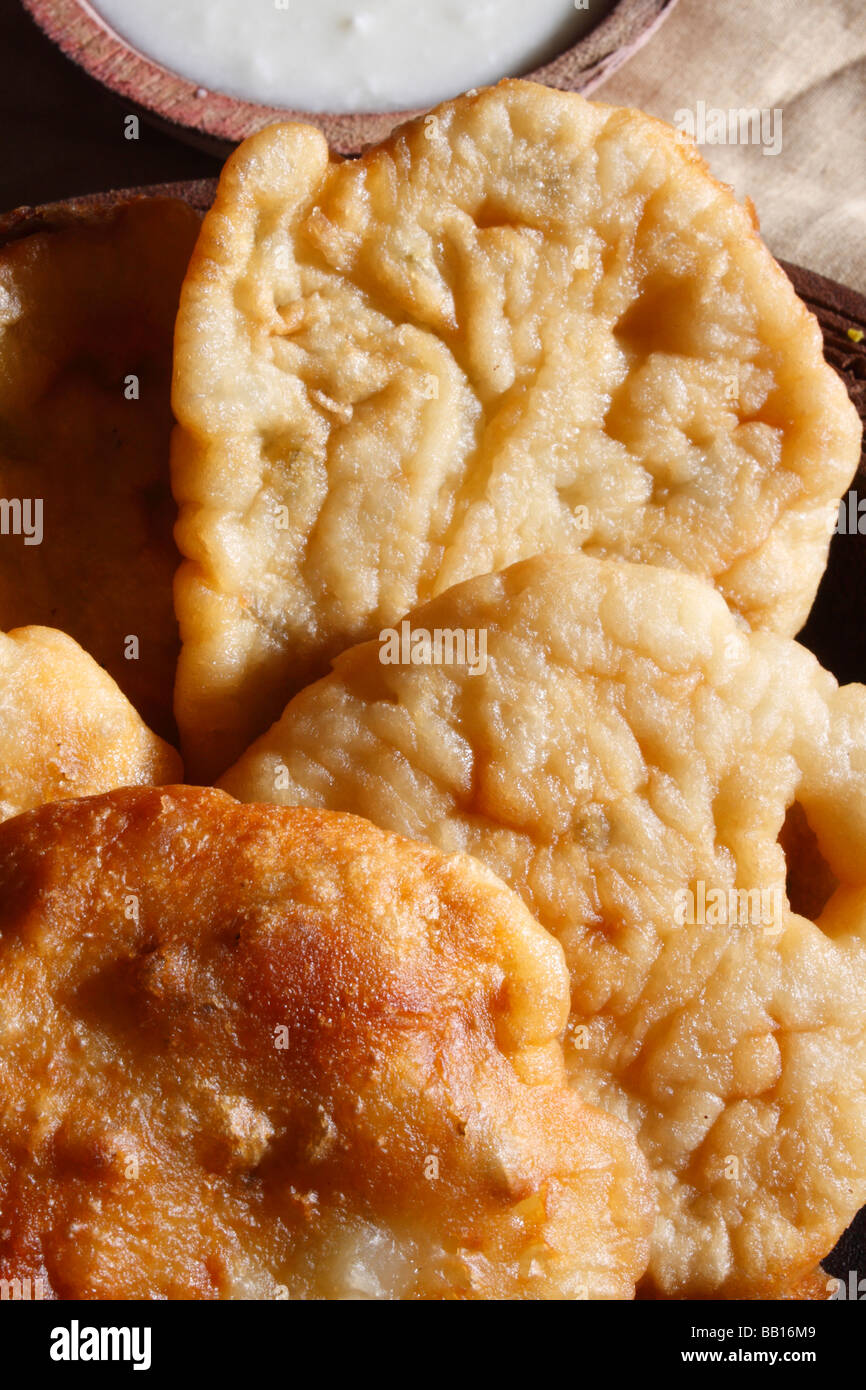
<box><xmin>0</xmin><ymin>199</ymin><xmax>201</xmax><ymax>740</ymax></box>
<box><xmin>639</xmin><ymin>1265</ymin><xmax>832</xmax><ymax>1302</ymax></box>
<box><xmin>173</xmin><ymin>80</ymin><xmax>860</xmax><ymax>779</ymax></box>
<box><xmin>220</xmin><ymin>553</ymin><xmax>866</xmax><ymax>1297</ymax></box>
<box><xmin>773</xmin><ymin>1268</ymin><xmax>833</xmax><ymax>1301</ymax></box>
<box><xmin>0</xmin><ymin>627</ymin><xmax>180</xmax><ymax>822</ymax></box>
<box><xmin>0</xmin><ymin>785</ymin><xmax>653</xmax><ymax>1300</ymax></box>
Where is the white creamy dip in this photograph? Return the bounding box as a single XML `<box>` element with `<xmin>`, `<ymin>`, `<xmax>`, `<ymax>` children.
<box><xmin>91</xmin><ymin>0</ymin><xmax>610</xmax><ymax>113</ymax></box>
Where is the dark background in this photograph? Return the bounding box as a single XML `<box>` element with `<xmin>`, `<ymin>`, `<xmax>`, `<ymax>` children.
<box><xmin>0</xmin><ymin>0</ymin><xmax>220</xmax><ymax>210</ymax></box>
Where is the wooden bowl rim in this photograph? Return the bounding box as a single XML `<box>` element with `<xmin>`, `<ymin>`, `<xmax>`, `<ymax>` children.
<box><xmin>20</xmin><ymin>0</ymin><xmax>680</xmax><ymax>154</ymax></box>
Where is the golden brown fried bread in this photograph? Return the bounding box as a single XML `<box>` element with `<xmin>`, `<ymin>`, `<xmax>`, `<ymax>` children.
<box><xmin>220</xmin><ymin>553</ymin><xmax>866</xmax><ymax>1297</ymax></box>
<box><xmin>173</xmin><ymin>80</ymin><xmax>860</xmax><ymax>778</ymax></box>
<box><xmin>0</xmin><ymin>626</ymin><xmax>181</xmax><ymax>822</ymax></box>
<box><xmin>774</xmin><ymin>1268</ymin><xmax>833</xmax><ymax>1301</ymax></box>
<box><xmin>0</xmin><ymin>785</ymin><xmax>653</xmax><ymax>1300</ymax></box>
<box><xmin>639</xmin><ymin>1265</ymin><xmax>832</xmax><ymax>1301</ymax></box>
<box><xmin>0</xmin><ymin>198</ymin><xmax>201</xmax><ymax>740</ymax></box>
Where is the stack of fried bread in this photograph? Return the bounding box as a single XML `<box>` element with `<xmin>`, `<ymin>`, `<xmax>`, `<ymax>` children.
<box><xmin>0</xmin><ymin>81</ymin><xmax>862</xmax><ymax>1299</ymax></box>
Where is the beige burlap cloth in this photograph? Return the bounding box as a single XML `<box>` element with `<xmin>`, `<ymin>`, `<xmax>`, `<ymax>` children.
<box><xmin>597</xmin><ymin>0</ymin><xmax>866</xmax><ymax>291</ymax></box>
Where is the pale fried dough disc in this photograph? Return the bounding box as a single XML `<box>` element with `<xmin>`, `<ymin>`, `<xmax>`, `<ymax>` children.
<box><xmin>172</xmin><ymin>80</ymin><xmax>861</xmax><ymax>779</ymax></box>
<box><xmin>0</xmin><ymin>198</ymin><xmax>201</xmax><ymax>740</ymax></box>
<box><xmin>0</xmin><ymin>627</ymin><xmax>181</xmax><ymax>822</ymax></box>
<box><xmin>0</xmin><ymin>785</ymin><xmax>652</xmax><ymax>1300</ymax></box>
<box><xmin>220</xmin><ymin>553</ymin><xmax>866</xmax><ymax>1297</ymax></box>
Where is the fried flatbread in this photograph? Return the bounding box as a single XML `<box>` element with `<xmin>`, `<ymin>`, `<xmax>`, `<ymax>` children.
<box><xmin>0</xmin><ymin>785</ymin><xmax>653</xmax><ymax>1300</ymax></box>
<box><xmin>639</xmin><ymin>1265</ymin><xmax>833</xmax><ymax>1301</ymax></box>
<box><xmin>0</xmin><ymin>626</ymin><xmax>181</xmax><ymax>822</ymax></box>
<box><xmin>173</xmin><ymin>80</ymin><xmax>860</xmax><ymax>778</ymax></box>
<box><xmin>773</xmin><ymin>1268</ymin><xmax>833</xmax><ymax>1301</ymax></box>
<box><xmin>220</xmin><ymin>553</ymin><xmax>866</xmax><ymax>1297</ymax></box>
<box><xmin>0</xmin><ymin>198</ymin><xmax>201</xmax><ymax>740</ymax></box>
